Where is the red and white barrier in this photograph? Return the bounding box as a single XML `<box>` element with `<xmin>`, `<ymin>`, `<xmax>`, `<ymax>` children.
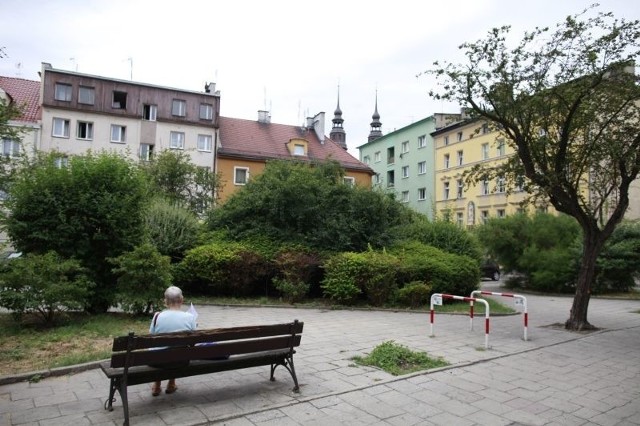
<box><xmin>470</xmin><ymin>290</ymin><xmax>528</xmax><ymax>341</ymax></box>
<box><xmin>430</xmin><ymin>293</ymin><xmax>490</xmax><ymax>349</ymax></box>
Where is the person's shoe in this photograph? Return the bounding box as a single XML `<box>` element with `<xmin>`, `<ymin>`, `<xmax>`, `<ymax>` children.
<box><xmin>165</xmin><ymin>383</ymin><xmax>178</xmax><ymax>394</ymax></box>
<box><xmin>151</xmin><ymin>384</ymin><xmax>162</xmax><ymax>397</ymax></box>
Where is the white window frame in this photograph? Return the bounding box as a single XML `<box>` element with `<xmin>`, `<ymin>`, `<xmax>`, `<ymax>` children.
<box><xmin>199</xmin><ymin>103</ymin><xmax>213</xmax><ymax>120</ymax></box>
<box><xmin>457</xmin><ymin>150</ymin><xmax>463</xmax><ymax>166</ymax></box>
<box><xmin>401</xmin><ymin>141</ymin><xmax>409</xmax><ymax>153</ymax></box>
<box><xmin>293</xmin><ymin>144</ymin><xmax>305</xmax><ymax>156</ymax></box>
<box><xmin>497</xmin><ymin>209</ymin><xmax>506</xmax><ymax>218</ymax></box>
<box><xmin>172</xmin><ymin>99</ymin><xmax>186</xmax><ymax>117</ymax></box>
<box><xmin>417</xmin><ymin>135</ymin><xmax>426</xmax><ymax>148</ymax></box>
<box><xmin>457</xmin><ymin>179</ymin><xmax>464</xmax><ymax>199</ymax></box>
<box><xmin>234</xmin><ymin>167</ymin><xmax>249</xmax><ymax>185</ymax></box>
<box><xmin>418</xmin><ymin>187</ymin><xmax>426</xmax><ymax>201</ymax></box>
<box><xmin>457</xmin><ymin>131</ymin><xmax>463</xmax><ymax>142</ymax></box>
<box><xmin>143</xmin><ymin>104</ymin><xmax>157</xmax><ymax>121</ymax></box>
<box><xmin>374</xmin><ymin>151</ymin><xmax>381</xmax><ymax>162</ymax></box>
<box><xmin>139</xmin><ymin>143</ymin><xmax>154</xmax><ymax>161</ymax></box>
<box><xmin>497</xmin><ymin>138</ymin><xmax>506</xmax><ymax>156</ymax></box>
<box><xmin>343</xmin><ymin>176</ymin><xmax>355</xmax><ymax>186</ymax></box>
<box><xmin>444</xmin><ymin>154</ymin><xmax>450</xmax><ymax>169</ymax></box>
<box><xmin>456</xmin><ymin>212</ymin><xmax>464</xmax><ymax>226</ymax></box>
<box><xmin>497</xmin><ymin>176</ymin><xmax>506</xmax><ymax>193</ymax></box>
<box><xmin>443</xmin><ymin>182</ymin><xmax>450</xmax><ymax>200</ymax></box>
<box><xmin>2</xmin><ymin>138</ymin><xmax>20</xmax><ymax>157</ymax></box>
<box><xmin>481</xmin><ymin>179</ymin><xmax>490</xmax><ymax>195</ymax></box>
<box><xmin>52</xmin><ymin>118</ymin><xmax>70</xmax><ymax>138</ymax></box>
<box><xmin>418</xmin><ymin>161</ymin><xmax>426</xmax><ymax>175</ymax></box>
<box><xmin>78</xmin><ymin>86</ymin><xmax>95</xmax><ymax>105</ymax></box>
<box><xmin>401</xmin><ymin>165</ymin><xmax>409</xmax><ymax>178</ymax></box>
<box><xmin>54</xmin><ymin>156</ymin><xmax>69</xmax><ymax>168</ymax></box>
<box><xmin>197</xmin><ymin>134</ymin><xmax>212</xmax><ymax>152</ymax></box>
<box><xmin>444</xmin><ymin>136</ymin><xmax>449</xmax><ymax>146</ymax></box>
<box><xmin>481</xmin><ymin>210</ymin><xmax>489</xmax><ymax>224</ymax></box>
<box><xmin>110</xmin><ymin>125</ymin><xmax>126</xmax><ymax>143</ymax></box>
<box><xmin>363</xmin><ymin>155</ymin><xmax>370</xmax><ymax>164</ymax></box>
<box><xmin>170</xmin><ymin>131</ymin><xmax>185</xmax><ymax>149</ymax></box>
<box><xmin>76</xmin><ymin>121</ymin><xmax>94</xmax><ymax>140</ymax></box>
<box><xmin>401</xmin><ymin>191</ymin><xmax>409</xmax><ymax>203</ymax></box>
<box><xmin>54</xmin><ymin>83</ymin><xmax>72</xmax><ymax>101</ymax></box>
<box><xmin>481</xmin><ymin>143</ymin><xmax>489</xmax><ymax>160</ymax></box>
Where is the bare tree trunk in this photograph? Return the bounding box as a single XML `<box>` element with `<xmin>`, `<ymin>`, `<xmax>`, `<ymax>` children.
<box><xmin>565</xmin><ymin>230</ymin><xmax>601</xmax><ymax>330</ymax></box>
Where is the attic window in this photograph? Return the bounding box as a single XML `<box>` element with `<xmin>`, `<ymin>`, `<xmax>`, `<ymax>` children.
<box><xmin>112</xmin><ymin>91</ymin><xmax>127</xmax><ymax>109</ymax></box>
<box><xmin>293</xmin><ymin>144</ymin><xmax>305</xmax><ymax>156</ymax></box>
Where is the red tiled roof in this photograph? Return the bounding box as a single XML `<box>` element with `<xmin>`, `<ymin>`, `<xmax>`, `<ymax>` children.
<box><xmin>218</xmin><ymin>116</ymin><xmax>373</xmax><ymax>173</ymax></box>
<box><xmin>0</xmin><ymin>76</ymin><xmax>41</xmax><ymax>123</ymax></box>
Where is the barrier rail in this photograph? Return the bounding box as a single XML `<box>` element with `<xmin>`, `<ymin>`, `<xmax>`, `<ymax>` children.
<box><xmin>470</xmin><ymin>290</ymin><xmax>528</xmax><ymax>341</ymax></box>
<box><xmin>430</xmin><ymin>293</ymin><xmax>490</xmax><ymax>349</ymax></box>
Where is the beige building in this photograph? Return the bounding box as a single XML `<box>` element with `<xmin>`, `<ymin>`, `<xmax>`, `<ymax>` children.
<box><xmin>38</xmin><ymin>63</ymin><xmax>218</xmax><ymax>169</ymax></box>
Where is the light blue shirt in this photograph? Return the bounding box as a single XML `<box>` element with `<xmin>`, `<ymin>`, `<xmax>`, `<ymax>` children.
<box><xmin>149</xmin><ymin>310</ymin><xmax>196</xmax><ymax>334</ymax></box>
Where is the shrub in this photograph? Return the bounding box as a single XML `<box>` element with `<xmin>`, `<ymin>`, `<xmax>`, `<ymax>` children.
<box><xmin>352</xmin><ymin>340</ymin><xmax>448</xmax><ymax>375</ymax></box>
<box><xmin>0</xmin><ymin>252</ymin><xmax>94</xmax><ymax>325</ymax></box>
<box><xmin>395</xmin><ymin>281</ymin><xmax>432</xmax><ymax>308</ymax></box>
<box><xmin>144</xmin><ymin>198</ymin><xmax>200</xmax><ymax>262</ymax></box>
<box><xmin>272</xmin><ymin>247</ymin><xmax>320</xmax><ymax>303</ymax></box>
<box><xmin>320</xmin><ymin>252</ymin><xmax>363</xmax><ymax>305</ymax></box>
<box><xmin>110</xmin><ymin>243</ymin><xmax>173</xmax><ymax>314</ymax></box>
<box><xmin>593</xmin><ymin>220</ymin><xmax>640</xmax><ymax>293</ymax></box>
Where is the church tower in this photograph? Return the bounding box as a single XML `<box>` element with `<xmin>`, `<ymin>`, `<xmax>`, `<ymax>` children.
<box><xmin>329</xmin><ymin>87</ymin><xmax>347</xmax><ymax>149</ymax></box>
<box><xmin>368</xmin><ymin>91</ymin><xmax>383</xmax><ymax>143</ymax></box>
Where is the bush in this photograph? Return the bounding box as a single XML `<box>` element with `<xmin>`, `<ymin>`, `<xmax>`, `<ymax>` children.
<box><xmin>0</xmin><ymin>252</ymin><xmax>94</xmax><ymax>324</ymax></box>
<box><xmin>390</xmin><ymin>241</ymin><xmax>480</xmax><ymax>297</ymax></box>
<box><xmin>320</xmin><ymin>252</ymin><xmax>363</xmax><ymax>305</ymax></box>
<box><xmin>176</xmin><ymin>242</ymin><xmax>269</xmax><ymax>297</ymax></box>
<box><xmin>145</xmin><ymin>198</ymin><xmax>200</xmax><ymax>262</ymax></box>
<box><xmin>395</xmin><ymin>281</ymin><xmax>432</xmax><ymax>308</ymax></box>
<box><xmin>110</xmin><ymin>243</ymin><xmax>173</xmax><ymax>314</ymax></box>
<box><xmin>271</xmin><ymin>247</ymin><xmax>321</xmax><ymax>303</ymax></box>
<box><xmin>593</xmin><ymin>220</ymin><xmax>640</xmax><ymax>293</ymax></box>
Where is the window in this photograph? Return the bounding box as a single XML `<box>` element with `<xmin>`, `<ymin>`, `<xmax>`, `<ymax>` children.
<box><xmin>387</xmin><ymin>170</ymin><xmax>395</xmax><ymax>187</ymax></box>
<box><xmin>444</xmin><ymin>154</ymin><xmax>450</xmax><ymax>169</ymax></box>
<box><xmin>401</xmin><ymin>165</ymin><xmax>409</xmax><ymax>178</ymax></box>
<box><xmin>418</xmin><ymin>135</ymin><xmax>426</xmax><ymax>148</ymax></box>
<box><xmin>443</xmin><ymin>182</ymin><xmax>450</xmax><ymax>200</ymax></box>
<box><xmin>497</xmin><ymin>209</ymin><xmax>506</xmax><ymax>218</ymax></box>
<box><xmin>170</xmin><ymin>131</ymin><xmax>185</xmax><ymax>149</ymax></box>
<box><xmin>293</xmin><ymin>144</ymin><xmax>305</xmax><ymax>156</ymax></box>
<box><xmin>401</xmin><ymin>141</ymin><xmax>409</xmax><ymax>153</ymax></box>
<box><xmin>497</xmin><ymin>176</ymin><xmax>506</xmax><ymax>193</ymax></box>
<box><xmin>418</xmin><ymin>187</ymin><xmax>426</xmax><ymax>201</ymax></box>
<box><xmin>344</xmin><ymin>177</ymin><xmax>355</xmax><ymax>186</ymax></box>
<box><xmin>199</xmin><ymin>103</ymin><xmax>213</xmax><ymax>120</ymax></box>
<box><xmin>456</xmin><ymin>212</ymin><xmax>464</xmax><ymax>226</ymax></box>
<box><xmin>172</xmin><ymin>99</ymin><xmax>186</xmax><ymax>117</ymax></box>
<box><xmin>387</xmin><ymin>147</ymin><xmax>395</xmax><ymax>164</ymax></box>
<box><xmin>457</xmin><ymin>150</ymin><xmax>463</xmax><ymax>166</ymax></box>
<box><xmin>481</xmin><ymin>179</ymin><xmax>490</xmax><ymax>195</ymax></box>
<box><xmin>373</xmin><ymin>173</ymin><xmax>380</xmax><ymax>185</ymax></box>
<box><xmin>457</xmin><ymin>131</ymin><xmax>463</xmax><ymax>142</ymax></box>
<box><xmin>78</xmin><ymin>86</ymin><xmax>95</xmax><ymax>105</ymax></box>
<box><xmin>234</xmin><ymin>167</ymin><xmax>249</xmax><ymax>185</ymax></box>
<box><xmin>2</xmin><ymin>139</ymin><xmax>20</xmax><ymax>157</ymax></box>
<box><xmin>401</xmin><ymin>191</ymin><xmax>409</xmax><ymax>203</ymax></box>
<box><xmin>54</xmin><ymin>83</ymin><xmax>72</xmax><ymax>101</ymax></box>
<box><xmin>481</xmin><ymin>143</ymin><xmax>489</xmax><ymax>160</ymax></box>
<box><xmin>112</xmin><ymin>91</ymin><xmax>127</xmax><ymax>109</ymax></box>
<box><xmin>497</xmin><ymin>138</ymin><xmax>506</xmax><ymax>156</ymax></box>
<box><xmin>76</xmin><ymin>121</ymin><xmax>93</xmax><ymax>140</ymax></box>
<box><xmin>374</xmin><ymin>151</ymin><xmax>381</xmax><ymax>162</ymax></box>
<box><xmin>52</xmin><ymin>118</ymin><xmax>70</xmax><ymax>138</ymax></box>
<box><xmin>482</xmin><ymin>123</ymin><xmax>489</xmax><ymax>134</ymax></box>
<box><xmin>54</xmin><ymin>156</ymin><xmax>69</xmax><ymax>168</ymax></box>
<box><xmin>444</xmin><ymin>136</ymin><xmax>449</xmax><ymax>146</ymax></box>
<box><xmin>481</xmin><ymin>210</ymin><xmax>489</xmax><ymax>224</ymax></box>
<box><xmin>139</xmin><ymin>144</ymin><xmax>154</xmax><ymax>161</ymax></box>
<box><xmin>515</xmin><ymin>175</ymin><xmax>525</xmax><ymax>192</ymax></box>
<box><xmin>457</xmin><ymin>179</ymin><xmax>464</xmax><ymax>199</ymax></box>
<box><xmin>110</xmin><ymin>125</ymin><xmax>126</xmax><ymax>143</ymax></box>
<box><xmin>363</xmin><ymin>155</ymin><xmax>370</xmax><ymax>164</ymax></box>
<box><xmin>197</xmin><ymin>134</ymin><xmax>212</xmax><ymax>151</ymax></box>
<box><xmin>143</xmin><ymin>104</ymin><xmax>157</xmax><ymax>121</ymax></box>
<box><xmin>418</xmin><ymin>161</ymin><xmax>426</xmax><ymax>175</ymax></box>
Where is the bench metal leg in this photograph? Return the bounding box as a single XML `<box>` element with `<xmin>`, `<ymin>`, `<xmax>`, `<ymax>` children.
<box><xmin>270</xmin><ymin>355</ymin><xmax>300</xmax><ymax>392</ymax></box>
<box><xmin>104</xmin><ymin>378</ymin><xmax>117</xmax><ymax>411</ymax></box>
<box><xmin>119</xmin><ymin>381</ymin><xmax>130</xmax><ymax>426</ymax></box>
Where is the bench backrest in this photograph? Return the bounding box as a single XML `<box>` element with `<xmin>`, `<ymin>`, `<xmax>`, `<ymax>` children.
<box><xmin>109</xmin><ymin>320</ymin><xmax>303</xmax><ymax>369</ymax></box>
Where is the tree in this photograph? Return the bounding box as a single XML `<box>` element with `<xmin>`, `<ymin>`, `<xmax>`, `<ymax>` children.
<box><xmin>428</xmin><ymin>7</ymin><xmax>640</xmax><ymax>329</ymax></box>
<box><xmin>4</xmin><ymin>152</ymin><xmax>150</xmax><ymax>312</ymax></box>
<box><xmin>142</xmin><ymin>150</ymin><xmax>220</xmax><ymax>215</ymax></box>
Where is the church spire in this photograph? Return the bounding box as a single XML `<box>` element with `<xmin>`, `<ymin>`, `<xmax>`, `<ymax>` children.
<box><xmin>330</xmin><ymin>85</ymin><xmax>347</xmax><ymax>149</ymax></box>
<box><xmin>368</xmin><ymin>90</ymin><xmax>383</xmax><ymax>142</ymax></box>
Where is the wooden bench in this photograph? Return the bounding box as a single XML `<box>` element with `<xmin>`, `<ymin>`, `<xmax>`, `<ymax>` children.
<box><xmin>100</xmin><ymin>320</ymin><xmax>303</xmax><ymax>426</ymax></box>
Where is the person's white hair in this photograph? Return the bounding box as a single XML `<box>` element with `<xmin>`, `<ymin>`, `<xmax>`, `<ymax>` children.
<box><xmin>164</xmin><ymin>286</ymin><xmax>184</xmax><ymax>304</ymax></box>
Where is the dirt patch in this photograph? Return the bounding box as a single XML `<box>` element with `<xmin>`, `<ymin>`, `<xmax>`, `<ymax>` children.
<box><xmin>540</xmin><ymin>322</ymin><xmax>601</xmax><ymax>333</ymax></box>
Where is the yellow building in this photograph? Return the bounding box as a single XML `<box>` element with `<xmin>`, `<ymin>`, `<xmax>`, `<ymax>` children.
<box><xmin>432</xmin><ymin>118</ymin><xmax>550</xmax><ymax>226</ymax></box>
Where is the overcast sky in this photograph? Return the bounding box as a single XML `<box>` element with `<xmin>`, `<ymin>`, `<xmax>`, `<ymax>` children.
<box><xmin>1</xmin><ymin>0</ymin><xmax>637</xmax><ymax>156</ymax></box>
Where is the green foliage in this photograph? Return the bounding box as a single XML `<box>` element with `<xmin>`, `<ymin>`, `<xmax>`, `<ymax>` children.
<box><xmin>391</xmin><ymin>217</ymin><xmax>482</xmax><ymax>261</ymax></box>
<box><xmin>474</xmin><ymin>213</ymin><xmax>532</xmax><ymax>273</ymax></box>
<box><xmin>110</xmin><ymin>243</ymin><xmax>173</xmax><ymax>314</ymax></box>
<box><xmin>176</xmin><ymin>241</ymin><xmax>269</xmax><ymax>297</ymax></box>
<box><xmin>272</xmin><ymin>247</ymin><xmax>320</xmax><ymax>303</ymax></box>
<box><xmin>352</xmin><ymin>341</ymin><xmax>448</xmax><ymax>376</ymax></box>
<box><xmin>594</xmin><ymin>220</ymin><xmax>640</xmax><ymax>293</ymax></box>
<box><xmin>209</xmin><ymin>160</ymin><xmax>415</xmax><ymax>252</ymax></box>
<box><xmin>0</xmin><ymin>252</ymin><xmax>94</xmax><ymax>325</ymax></box>
<box><xmin>4</xmin><ymin>152</ymin><xmax>150</xmax><ymax>312</ymax></box>
<box><xmin>395</xmin><ymin>281</ymin><xmax>432</xmax><ymax>309</ymax></box>
<box><xmin>144</xmin><ymin>198</ymin><xmax>200</xmax><ymax>261</ymax></box>
<box><xmin>321</xmin><ymin>250</ymin><xmax>399</xmax><ymax>306</ymax></box>
<box><xmin>142</xmin><ymin>150</ymin><xmax>220</xmax><ymax>215</ymax></box>
<box><xmin>390</xmin><ymin>241</ymin><xmax>480</xmax><ymax>296</ymax></box>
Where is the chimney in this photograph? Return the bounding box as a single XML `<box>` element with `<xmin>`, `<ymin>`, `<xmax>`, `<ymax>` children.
<box><xmin>258</xmin><ymin>110</ymin><xmax>271</xmax><ymax>123</ymax></box>
<box><xmin>311</xmin><ymin>112</ymin><xmax>325</xmax><ymax>144</ymax></box>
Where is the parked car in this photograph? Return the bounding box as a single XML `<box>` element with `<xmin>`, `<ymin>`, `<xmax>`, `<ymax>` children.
<box><xmin>481</xmin><ymin>259</ymin><xmax>501</xmax><ymax>281</ymax></box>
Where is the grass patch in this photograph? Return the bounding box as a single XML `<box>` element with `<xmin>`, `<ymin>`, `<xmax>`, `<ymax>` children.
<box><xmin>352</xmin><ymin>340</ymin><xmax>449</xmax><ymax>376</ymax></box>
<box><xmin>0</xmin><ymin>312</ymin><xmax>149</xmax><ymax>375</ymax></box>
<box><xmin>430</xmin><ymin>298</ymin><xmax>515</xmax><ymax>315</ymax></box>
